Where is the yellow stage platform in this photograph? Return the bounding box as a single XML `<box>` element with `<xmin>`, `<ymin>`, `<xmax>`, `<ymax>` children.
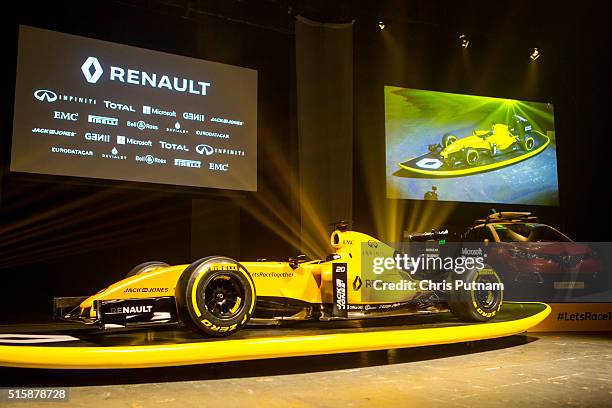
<box><xmin>0</xmin><ymin>302</ymin><xmax>550</xmax><ymax>369</ymax></box>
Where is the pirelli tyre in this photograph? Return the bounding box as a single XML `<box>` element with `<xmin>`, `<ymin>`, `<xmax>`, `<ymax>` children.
<box><xmin>442</xmin><ymin>133</ymin><xmax>458</xmax><ymax>148</ymax></box>
<box><xmin>464</xmin><ymin>148</ymin><xmax>480</xmax><ymax>166</ymax></box>
<box><xmin>519</xmin><ymin>134</ymin><xmax>536</xmax><ymax>151</ymax></box>
<box><xmin>176</xmin><ymin>256</ymin><xmax>256</xmax><ymax>337</ymax></box>
<box><xmin>449</xmin><ymin>266</ymin><xmax>503</xmax><ymax>322</ymax></box>
<box><xmin>126</xmin><ymin>261</ymin><xmax>170</xmax><ymax>278</ymax></box>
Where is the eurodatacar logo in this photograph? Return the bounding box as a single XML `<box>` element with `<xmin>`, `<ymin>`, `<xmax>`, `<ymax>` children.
<box><xmin>80</xmin><ymin>56</ymin><xmax>212</xmax><ymax>95</ymax></box>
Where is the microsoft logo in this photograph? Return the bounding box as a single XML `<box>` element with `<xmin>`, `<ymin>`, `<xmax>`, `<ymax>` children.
<box><xmin>142</xmin><ymin>105</ymin><xmax>176</xmax><ymax>117</ymax></box>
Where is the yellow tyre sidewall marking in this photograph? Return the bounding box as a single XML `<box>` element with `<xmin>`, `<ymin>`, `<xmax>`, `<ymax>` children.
<box><xmin>470</xmin><ymin>269</ymin><xmax>503</xmax><ymax>318</ymax></box>
<box><xmin>230</xmin><ymin>297</ymin><xmax>242</xmax><ymax>314</ymax></box>
<box><xmin>191</xmin><ymin>270</ymin><xmax>207</xmax><ymax>317</ymax></box>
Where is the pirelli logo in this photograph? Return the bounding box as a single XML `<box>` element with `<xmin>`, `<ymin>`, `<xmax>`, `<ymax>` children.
<box><xmin>210</xmin><ymin>264</ymin><xmax>238</xmax><ymax>272</ymax></box>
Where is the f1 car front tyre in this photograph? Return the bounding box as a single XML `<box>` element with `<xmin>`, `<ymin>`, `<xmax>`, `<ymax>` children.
<box><xmin>519</xmin><ymin>134</ymin><xmax>535</xmax><ymax>151</ymax></box>
<box><xmin>449</xmin><ymin>266</ymin><xmax>503</xmax><ymax>322</ymax></box>
<box><xmin>125</xmin><ymin>261</ymin><xmax>170</xmax><ymax>278</ymax></box>
<box><xmin>176</xmin><ymin>256</ymin><xmax>256</xmax><ymax>337</ymax></box>
<box><xmin>442</xmin><ymin>134</ymin><xmax>457</xmax><ymax>148</ymax></box>
<box><xmin>464</xmin><ymin>148</ymin><xmax>480</xmax><ymax>166</ymax></box>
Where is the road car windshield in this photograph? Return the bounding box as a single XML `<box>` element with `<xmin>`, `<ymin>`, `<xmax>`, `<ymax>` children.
<box><xmin>493</xmin><ymin>224</ymin><xmax>571</xmax><ymax>243</ymax></box>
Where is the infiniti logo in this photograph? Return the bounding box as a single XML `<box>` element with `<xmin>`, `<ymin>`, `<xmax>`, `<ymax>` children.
<box><xmin>34</xmin><ymin>90</ymin><xmax>58</xmax><ymax>102</ymax></box>
<box><xmin>195</xmin><ymin>144</ymin><xmax>214</xmax><ymax>156</ymax></box>
<box><xmin>81</xmin><ymin>56</ymin><xmax>103</xmax><ymax>84</ymax></box>
<box><xmin>33</xmin><ymin>89</ymin><xmax>96</xmax><ymax>105</ymax></box>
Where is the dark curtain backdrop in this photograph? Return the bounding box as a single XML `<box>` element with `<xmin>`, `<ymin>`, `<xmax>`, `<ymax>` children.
<box><xmin>295</xmin><ymin>16</ymin><xmax>353</xmax><ymax>257</ymax></box>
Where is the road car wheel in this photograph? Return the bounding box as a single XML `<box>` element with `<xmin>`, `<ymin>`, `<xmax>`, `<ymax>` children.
<box><xmin>464</xmin><ymin>148</ymin><xmax>480</xmax><ymax>166</ymax></box>
<box><xmin>176</xmin><ymin>256</ymin><xmax>256</xmax><ymax>337</ymax></box>
<box><xmin>125</xmin><ymin>261</ymin><xmax>169</xmax><ymax>278</ymax></box>
<box><xmin>449</xmin><ymin>266</ymin><xmax>503</xmax><ymax>322</ymax></box>
<box><xmin>442</xmin><ymin>133</ymin><xmax>457</xmax><ymax>148</ymax></box>
<box><xmin>519</xmin><ymin>134</ymin><xmax>535</xmax><ymax>151</ymax></box>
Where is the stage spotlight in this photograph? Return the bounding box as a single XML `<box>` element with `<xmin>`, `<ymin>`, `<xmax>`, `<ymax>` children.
<box><xmin>378</xmin><ymin>21</ymin><xmax>386</xmax><ymax>30</ymax></box>
<box><xmin>530</xmin><ymin>47</ymin><xmax>541</xmax><ymax>61</ymax></box>
<box><xmin>459</xmin><ymin>34</ymin><xmax>469</xmax><ymax>49</ymax></box>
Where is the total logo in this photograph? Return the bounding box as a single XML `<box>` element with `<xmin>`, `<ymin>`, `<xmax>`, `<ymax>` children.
<box><xmin>136</xmin><ymin>155</ymin><xmax>166</xmax><ymax>165</ymax></box>
<box><xmin>127</xmin><ymin>120</ymin><xmax>158</xmax><ymax>131</ymax></box>
<box><xmin>174</xmin><ymin>158</ymin><xmax>201</xmax><ymax>168</ymax></box>
<box><xmin>33</xmin><ymin>89</ymin><xmax>96</xmax><ymax>105</ymax></box>
<box><xmin>195</xmin><ymin>144</ymin><xmax>245</xmax><ymax>157</ymax></box>
<box><xmin>85</xmin><ymin>132</ymin><xmax>111</xmax><ymax>143</ymax></box>
<box><xmin>166</xmin><ymin>121</ymin><xmax>188</xmax><ymax>134</ymax></box>
<box><xmin>53</xmin><ymin>111</ymin><xmax>78</xmax><ymax>121</ymax></box>
<box><xmin>117</xmin><ymin>135</ymin><xmax>153</xmax><ymax>147</ymax></box>
<box><xmin>101</xmin><ymin>147</ymin><xmax>127</xmax><ymax>160</ymax></box>
<box><xmin>143</xmin><ymin>105</ymin><xmax>176</xmax><ymax>117</ymax></box>
<box><xmin>104</xmin><ymin>100</ymin><xmax>135</xmax><ymax>112</ymax></box>
<box><xmin>159</xmin><ymin>141</ymin><xmax>189</xmax><ymax>151</ymax></box>
<box><xmin>88</xmin><ymin>115</ymin><xmax>118</xmax><ymax>126</ymax></box>
<box><xmin>80</xmin><ymin>56</ymin><xmax>211</xmax><ymax>96</ymax></box>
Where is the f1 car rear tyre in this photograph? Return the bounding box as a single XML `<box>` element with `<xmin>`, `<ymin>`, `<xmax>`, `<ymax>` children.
<box><xmin>449</xmin><ymin>266</ymin><xmax>503</xmax><ymax>322</ymax></box>
<box><xmin>519</xmin><ymin>135</ymin><xmax>535</xmax><ymax>151</ymax></box>
<box><xmin>464</xmin><ymin>148</ymin><xmax>480</xmax><ymax>166</ymax></box>
<box><xmin>442</xmin><ymin>134</ymin><xmax>457</xmax><ymax>148</ymax></box>
<box><xmin>126</xmin><ymin>261</ymin><xmax>170</xmax><ymax>278</ymax></box>
<box><xmin>176</xmin><ymin>256</ymin><xmax>256</xmax><ymax>337</ymax></box>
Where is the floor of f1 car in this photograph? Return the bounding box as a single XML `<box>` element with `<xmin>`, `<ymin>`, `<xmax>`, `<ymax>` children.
<box><xmin>1</xmin><ymin>332</ymin><xmax>610</xmax><ymax>407</ymax></box>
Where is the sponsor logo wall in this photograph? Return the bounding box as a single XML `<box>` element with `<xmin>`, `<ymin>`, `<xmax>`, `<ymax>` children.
<box><xmin>11</xmin><ymin>25</ymin><xmax>257</xmax><ymax>191</ymax></box>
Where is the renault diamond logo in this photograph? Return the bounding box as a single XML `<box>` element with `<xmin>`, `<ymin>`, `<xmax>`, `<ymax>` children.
<box><xmin>353</xmin><ymin>276</ymin><xmax>362</xmax><ymax>291</ymax></box>
<box><xmin>81</xmin><ymin>56</ymin><xmax>103</xmax><ymax>84</ymax></box>
<box><xmin>34</xmin><ymin>89</ymin><xmax>58</xmax><ymax>102</ymax></box>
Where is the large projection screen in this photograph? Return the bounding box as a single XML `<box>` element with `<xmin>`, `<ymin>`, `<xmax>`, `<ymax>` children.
<box><xmin>11</xmin><ymin>25</ymin><xmax>257</xmax><ymax>191</ymax></box>
<box><xmin>385</xmin><ymin>86</ymin><xmax>559</xmax><ymax>205</ymax></box>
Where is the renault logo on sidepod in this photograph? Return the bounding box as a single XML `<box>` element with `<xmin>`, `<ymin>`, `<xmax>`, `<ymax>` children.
<box><xmin>353</xmin><ymin>276</ymin><xmax>363</xmax><ymax>291</ymax></box>
<box><xmin>81</xmin><ymin>56</ymin><xmax>103</xmax><ymax>84</ymax></box>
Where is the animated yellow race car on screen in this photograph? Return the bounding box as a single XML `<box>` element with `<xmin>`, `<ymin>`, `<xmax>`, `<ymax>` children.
<box><xmin>429</xmin><ymin>114</ymin><xmax>535</xmax><ymax>167</ymax></box>
<box><xmin>54</xmin><ymin>223</ymin><xmax>503</xmax><ymax>337</ymax></box>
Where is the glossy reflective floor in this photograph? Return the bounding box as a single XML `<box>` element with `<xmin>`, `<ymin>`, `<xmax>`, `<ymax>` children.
<box><xmin>1</xmin><ymin>331</ymin><xmax>610</xmax><ymax>407</ymax></box>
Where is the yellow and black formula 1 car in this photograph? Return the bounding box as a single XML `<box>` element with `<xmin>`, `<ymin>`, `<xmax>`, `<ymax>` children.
<box><xmin>431</xmin><ymin>115</ymin><xmax>535</xmax><ymax>167</ymax></box>
<box><xmin>54</xmin><ymin>224</ymin><xmax>503</xmax><ymax>337</ymax></box>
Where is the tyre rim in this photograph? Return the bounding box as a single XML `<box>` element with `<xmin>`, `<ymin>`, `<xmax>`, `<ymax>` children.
<box><xmin>474</xmin><ymin>274</ymin><xmax>500</xmax><ymax>310</ymax></box>
<box><xmin>467</xmin><ymin>151</ymin><xmax>478</xmax><ymax>164</ymax></box>
<box><xmin>203</xmin><ymin>274</ymin><xmax>244</xmax><ymax>319</ymax></box>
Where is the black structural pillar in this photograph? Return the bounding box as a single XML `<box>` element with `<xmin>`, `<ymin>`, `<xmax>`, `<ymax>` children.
<box><xmin>295</xmin><ymin>16</ymin><xmax>354</xmax><ymax>257</ymax></box>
